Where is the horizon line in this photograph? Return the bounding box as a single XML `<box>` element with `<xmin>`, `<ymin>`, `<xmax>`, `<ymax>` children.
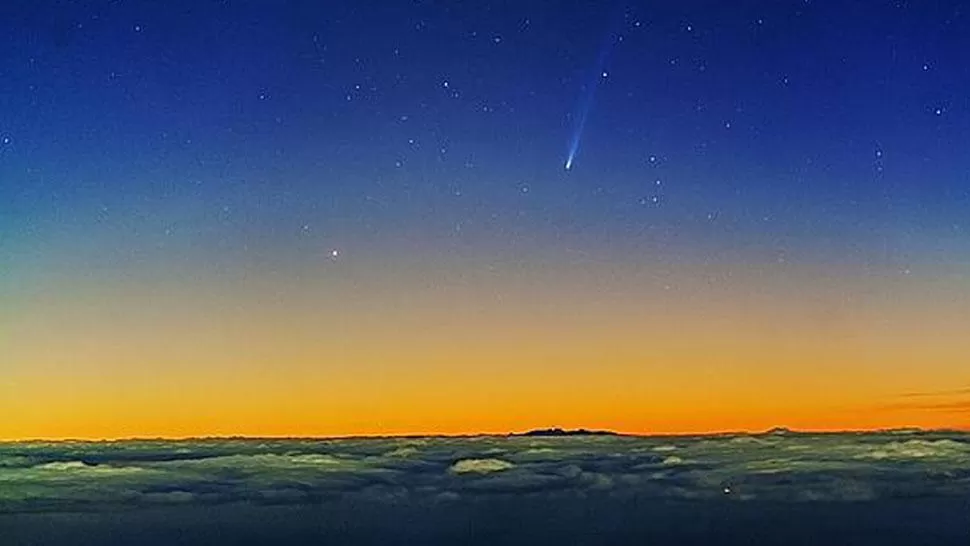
<box><xmin>3</xmin><ymin>425</ymin><xmax>968</xmax><ymax>444</ymax></box>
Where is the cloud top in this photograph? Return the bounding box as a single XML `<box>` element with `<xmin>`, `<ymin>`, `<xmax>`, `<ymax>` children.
<box><xmin>1</xmin><ymin>431</ymin><xmax>968</xmax><ymax>513</ymax></box>
<box><xmin>450</xmin><ymin>458</ymin><xmax>515</xmax><ymax>474</ymax></box>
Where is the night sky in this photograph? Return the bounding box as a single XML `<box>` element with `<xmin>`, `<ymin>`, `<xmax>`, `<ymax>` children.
<box><xmin>3</xmin><ymin>1</ymin><xmax>970</xmax><ymax>439</ymax></box>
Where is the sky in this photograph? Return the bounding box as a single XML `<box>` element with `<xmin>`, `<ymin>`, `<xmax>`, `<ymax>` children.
<box><xmin>2</xmin><ymin>0</ymin><xmax>970</xmax><ymax>439</ymax></box>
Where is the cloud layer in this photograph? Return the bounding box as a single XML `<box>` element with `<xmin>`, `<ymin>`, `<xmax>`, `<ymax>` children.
<box><xmin>1</xmin><ymin>431</ymin><xmax>968</xmax><ymax>513</ymax></box>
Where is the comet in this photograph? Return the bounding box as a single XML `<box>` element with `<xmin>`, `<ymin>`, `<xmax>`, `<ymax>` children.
<box><xmin>564</xmin><ymin>17</ymin><xmax>622</xmax><ymax>171</ymax></box>
<box><xmin>564</xmin><ymin>108</ymin><xmax>587</xmax><ymax>171</ymax></box>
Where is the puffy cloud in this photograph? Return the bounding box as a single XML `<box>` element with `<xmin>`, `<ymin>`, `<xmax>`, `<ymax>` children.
<box><xmin>857</xmin><ymin>439</ymin><xmax>970</xmax><ymax>460</ymax></box>
<box><xmin>0</xmin><ymin>431</ymin><xmax>968</xmax><ymax>513</ymax></box>
<box><xmin>450</xmin><ymin>459</ymin><xmax>515</xmax><ymax>474</ymax></box>
<box><xmin>35</xmin><ymin>461</ymin><xmax>145</xmax><ymax>475</ymax></box>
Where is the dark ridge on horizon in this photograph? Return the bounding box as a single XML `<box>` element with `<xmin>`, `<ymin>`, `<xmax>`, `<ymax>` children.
<box><xmin>514</xmin><ymin>427</ymin><xmax>622</xmax><ymax>437</ymax></box>
<box><xmin>3</xmin><ymin>426</ymin><xmax>967</xmax><ymax>444</ymax></box>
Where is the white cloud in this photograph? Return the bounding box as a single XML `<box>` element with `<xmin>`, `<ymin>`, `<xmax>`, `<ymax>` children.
<box><xmin>449</xmin><ymin>458</ymin><xmax>515</xmax><ymax>474</ymax></box>
<box><xmin>1</xmin><ymin>431</ymin><xmax>968</xmax><ymax>512</ymax></box>
<box><xmin>856</xmin><ymin>439</ymin><xmax>970</xmax><ymax>460</ymax></box>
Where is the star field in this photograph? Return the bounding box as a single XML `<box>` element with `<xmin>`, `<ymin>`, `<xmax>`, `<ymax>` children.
<box><xmin>2</xmin><ymin>0</ymin><xmax>969</xmax><ymax>438</ymax></box>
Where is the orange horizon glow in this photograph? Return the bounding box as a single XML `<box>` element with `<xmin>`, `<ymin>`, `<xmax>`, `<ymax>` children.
<box><xmin>4</xmin><ymin>251</ymin><xmax>969</xmax><ymax>441</ymax></box>
<box><xmin>5</xmin><ymin>420</ymin><xmax>970</xmax><ymax>443</ymax></box>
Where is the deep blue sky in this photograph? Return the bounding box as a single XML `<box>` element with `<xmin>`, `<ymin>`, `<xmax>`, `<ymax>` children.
<box><xmin>4</xmin><ymin>0</ymin><xmax>970</xmax><ymax>277</ymax></box>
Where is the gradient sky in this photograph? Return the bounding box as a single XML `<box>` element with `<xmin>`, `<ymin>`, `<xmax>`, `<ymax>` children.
<box><xmin>3</xmin><ymin>0</ymin><xmax>970</xmax><ymax>439</ymax></box>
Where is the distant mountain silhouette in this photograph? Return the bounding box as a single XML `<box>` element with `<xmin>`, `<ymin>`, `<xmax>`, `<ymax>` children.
<box><xmin>760</xmin><ymin>427</ymin><xmax>795</xmax><ymax>436</ymax></box>
<box><xmin>515</xmin><ymin>428</ymin><xmax>620</xmax><ymax>437</ymax></box>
